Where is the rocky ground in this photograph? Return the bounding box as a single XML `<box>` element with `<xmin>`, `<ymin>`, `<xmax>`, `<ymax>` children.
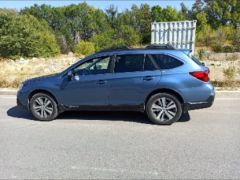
<box><xmin>201</xmin><ymin>52</ymin><xmax>240</xmax><ymax>81</ymax></box>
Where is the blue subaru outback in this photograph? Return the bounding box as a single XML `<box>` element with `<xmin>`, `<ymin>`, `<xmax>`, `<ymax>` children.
<box><xmin>17</xmin><ymin>45</ymin><xmax>215</xmax><ymax>125</ymax></box>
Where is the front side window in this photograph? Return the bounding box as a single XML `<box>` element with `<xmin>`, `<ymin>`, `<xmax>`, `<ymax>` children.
<box><xmin>73</xmin><ymin>56</ymin><xmax>112</xmax><ymax>75</ymax></box>
<box><xmin>114</xmin><ymin>54</ymin><xmax>144</xmax><ymax>73</ymax></box>
<box><xmin>145</xmin><ymin>54</ymin><xmax>183</xmax><ymax>70</ymax></box>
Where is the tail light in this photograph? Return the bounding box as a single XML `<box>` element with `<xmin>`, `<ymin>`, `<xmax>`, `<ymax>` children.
<box><xmin>190</xmin><ymin>70</ymin><xmax>209</xmax><ymax>82</ymax></box>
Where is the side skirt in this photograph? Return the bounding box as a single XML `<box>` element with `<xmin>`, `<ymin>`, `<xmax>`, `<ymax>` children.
<box><xmin>59</xmin><ymin>104</ymin><xmax>145</xmax><ymax>113</ymax></box>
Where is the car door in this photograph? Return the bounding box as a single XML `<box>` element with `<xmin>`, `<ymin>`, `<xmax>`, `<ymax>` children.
<box><xmin>107</xmin><ymin>53</ymin><xmax>161</xmax><ymax>107</ymax></box>
<box><xmin>59</xmin><ymin>55</ymin><xmax>114</xmax><ymax>107</ymax></box>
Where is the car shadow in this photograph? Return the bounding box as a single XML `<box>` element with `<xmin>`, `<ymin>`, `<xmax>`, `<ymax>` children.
<box><xmin>7</xmin><ymin>106</ymin><xmax>35</xmax><ymax>120</ymax></box>
<box><xmin>58</xmin><ymin>111</ymin><xmax>152</xmax><ymax>124</ymax></box>
<box><xmin>178</xmin><ymin>111</ymin><xmax>191</xmax><ymax>122</ymax></box>
<box><xmin>7</xmin><ymin>106</ymin><xmax>191</xmax><ymax>124</ymax></box>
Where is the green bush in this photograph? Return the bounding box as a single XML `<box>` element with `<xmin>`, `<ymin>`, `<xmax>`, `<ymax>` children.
<box><xmin>196</xmin><ymin>25</ymin><xmax>214</xmax><ymax>47</ymax></box>
<box><xmin>231</xmin><ymin>29</ymin><xmax>240</xmax><ymax>52</ymax></box>
<box><xmin>118</xmin><ymin>25</ymin><xmax>141</xmax><ymax>46</ymax></box>
<box><xmin>198</xmin><ymin>49</ymin><xmax>206</xmax><ymax>60</ymax></box>
<box><xmin>209</xmin><ymin>26</ymin><xmax>237</xmax><ymax>53</ymax></box>
<box><xmin>211</xmin><ymin>44</ymin><xmax>235</xmax><ymax>53</ymax></box>
<box><xmin>196</xmin><ymin>25</ymin><xmax>239</xmax><ymax>53</ymax></box>
<box><xmin>74</xmin><ymin>41</ymin><xmax>95</xmax><ymax>56</ymax></box>
<box><xmin>211</xmin><ymin>80</ymin><xmax>240</xmax><ymax>88</ymax></box>
<box><xmin>0</xmin><ymin>13</ymin><xmax>60</xmax><ymax>59</ymax></box>
<box><xmin>223</xmin><ymin>67</ymin><xmax>237</xmax><ymax>81</ymax></box>
<box><xmin>90</xmin><ymin>26</ymin><xmax>140</xmax><ymax>51</ymax></box>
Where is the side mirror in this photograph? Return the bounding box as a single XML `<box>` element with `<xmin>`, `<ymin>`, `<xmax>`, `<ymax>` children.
<box><xmin>67</xmin><ymin>70</ymin><xmax>74</xmax><ymax>80</ymax></box>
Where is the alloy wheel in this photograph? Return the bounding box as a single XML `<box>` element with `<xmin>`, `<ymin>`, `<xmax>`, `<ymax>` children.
<box><xmin>151</xmin><ymin>97</ymin><xmax>177</xmax><ymax>122</ymax></box>
<box><xmin>33</xmin><ymin>96</ymin><xmax>54</xmax><ymax>118</ymax></box>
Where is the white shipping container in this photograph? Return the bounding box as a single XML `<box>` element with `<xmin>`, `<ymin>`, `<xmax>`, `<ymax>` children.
<box><xmin>151</xmin><ymin>20</ymin><xmax>197</xmax><ymax>54</ymax></box>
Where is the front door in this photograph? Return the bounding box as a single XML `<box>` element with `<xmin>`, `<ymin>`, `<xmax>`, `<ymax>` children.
<box><xmin>59</xmin><ymin>56</ymin><xmax>114</xmax><ymax>107</ymax></box>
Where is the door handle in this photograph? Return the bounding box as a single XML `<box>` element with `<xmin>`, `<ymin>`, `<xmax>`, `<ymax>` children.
<box><xmin>97</xmin><ymin>80</ymin><xmax>107</xmax><ymax>84</ymax></box>
<box><xmin>143</xmin><ymin>76</ymin><xmax>154</xmax><ymax>81</ymax></box>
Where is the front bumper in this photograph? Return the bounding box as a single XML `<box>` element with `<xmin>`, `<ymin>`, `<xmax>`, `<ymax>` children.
<box><xmin>17</xmin><ymin>97</ymin><xmax>28</xmax><ymax>110</ymax></box>
<box><xmin>17</xmin><ymin>90</ymin><xmax>29</xmax><ymax>111</ymax></box>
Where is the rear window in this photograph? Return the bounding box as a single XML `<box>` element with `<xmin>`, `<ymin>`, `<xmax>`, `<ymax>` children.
<box><xmin>145</xmin><ymin>54</ymin><xmax>183</xmax><ymax>70</ymax></box>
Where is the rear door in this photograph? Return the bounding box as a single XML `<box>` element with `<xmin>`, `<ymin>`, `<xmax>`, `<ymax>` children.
<box><xmin>107</xmin><ymin>53</ymin><xmax>161</xmax><ymax>107</ymax></box>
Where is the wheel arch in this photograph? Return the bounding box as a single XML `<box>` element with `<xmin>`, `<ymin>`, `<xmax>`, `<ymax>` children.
<box><xmin>28</xmin><ymin>89</ymin><xmax>59</xmax><ymax>105</ymax></box>
<box><xmin>145</xmin><ymin>88</ymin><xmax>185</xmax><ymax>105</ymax></box>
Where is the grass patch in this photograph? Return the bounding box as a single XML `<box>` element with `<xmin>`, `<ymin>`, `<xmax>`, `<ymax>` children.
<box><xmin>212</xmin><ymin>80</ymin><xmax>240</xmax><ymax>88</ymax></box>
<box><xmin>0</xmin><ymin>55</ymin><xmax>239</xmax><ymax>89</ymax></box>
<box><xmin>0</xmin><ymin>55</ymin><xmax>79</xmax><ymax>88</ymax></box>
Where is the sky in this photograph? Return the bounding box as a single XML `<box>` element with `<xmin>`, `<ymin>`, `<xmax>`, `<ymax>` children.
<box><xmin>0</xmin><ymin>0</ymin><xmax>195</xmax><ymax>12</ymax></box>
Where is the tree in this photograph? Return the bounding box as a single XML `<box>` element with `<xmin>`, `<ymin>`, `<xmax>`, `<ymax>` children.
<box><xmin>179</xmin><ymin>3</ymin><xmax>190</xmax><ymax>20</ymax></box>
<box><xmin>21</xmin><ymin>3</ymin><xmax>109</xmax><ymax>53</ymax></box>
<box><xmin>90</xmin><ymin>30</ymin><xmax>125</xmax><ymax>51</ymax></box>
<box><xmin>106</xmin><ymin>5</ymin><xmax>119</xmax><ymax>29</ymax></box>
<box><xmin>205</xmin><ymin>0</ymin><xmax>240</xmax><ymax>28</ymax></box>
<box><xmin>191</xmin><ymin>0</ymin><xmax>240</xmax><ymax>29</ymax></box>
<box><xmin>192</xmin><ymin>0</ymin><xmax>205</xmax><ymax>13</ymax></box>
<box><xmin>0</xmin><ymin>13</ymin><xmax>60</xmax><ymax>58</ymax></box>
<box><xmin>130</xmin><ymin>4</ymin><xmax>151</xmax><ymax>44</ymax></box>
<box><xmin>118</xmin><ymin>25</ymin><xmax>140</xmax><ymax>46</ymax></box>
<box><xmin>196</xmin><ymin>11</ymin><xmax>208</xmax><ymax>31</ymax></box>
<box><xmin>151</xmin><ymin>5</ymin><xmax>184</xmax><ymax>22</ymax></box>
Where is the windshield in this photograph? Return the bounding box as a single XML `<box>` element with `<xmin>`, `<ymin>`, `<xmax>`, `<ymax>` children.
<box><xmin>61</xmin><ymin>58</ymin><xmax>85</xmax><ymax>76</ymax></box>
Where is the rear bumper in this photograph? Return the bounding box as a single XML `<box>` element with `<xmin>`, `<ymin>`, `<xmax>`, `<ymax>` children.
<box><xmin>184</xmin><ymin>94</ymin><xmax>215</xmax><ymax>111</ymax></box>
<box><xmin>188</xmin><ymin>95</ymin><xmax>214</xmax><ymax>110</ymax></box>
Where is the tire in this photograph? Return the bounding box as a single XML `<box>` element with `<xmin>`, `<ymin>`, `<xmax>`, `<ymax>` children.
<box><xmin>29</xmin><ymin>93</ymin><xmax>58</xmax><ymax>121</ymax></box>
<box><xmin>146</xmin><ymin>93</ymin><xmax>182</xmax><ymax>125</ymax></box>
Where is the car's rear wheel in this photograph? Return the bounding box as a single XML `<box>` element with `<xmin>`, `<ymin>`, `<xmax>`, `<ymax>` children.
<box><xmin>30</xmin><ymin>93</ymin><xmax>58</xmax><ymax>121</ymax></box>
<box><xmin>146</xmin><ymin>93</ymin><xmax>182</xmax><ymax>125</ymax></box>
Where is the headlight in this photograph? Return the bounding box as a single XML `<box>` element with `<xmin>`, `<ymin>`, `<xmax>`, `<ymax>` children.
<box><xmin>19</xmin><ymin>82</ymin><xmax>24</xmax><ymax>91</ymax></box>
<box><xmin>19</xmin><ymin>81</ymin><xmax>29</xmax><ymax>91</ymax></box>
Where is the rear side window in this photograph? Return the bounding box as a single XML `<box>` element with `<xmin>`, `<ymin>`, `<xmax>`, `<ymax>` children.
<box><xmin>145</xmin><ymin>54</ymin><xmax>183</xmax><ymax>70</ymax></box>
<box><xmin>114</xmin><ymin>54</ymin><xmax>144</xmax><ymax>73</ymax></box>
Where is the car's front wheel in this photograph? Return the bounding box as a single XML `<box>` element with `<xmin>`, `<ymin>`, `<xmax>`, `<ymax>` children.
<box><xmin>29</xmin><ymin>93</ymin><xmax>58</xmax><ymax>121</ymax></box>
<box><xmin>146</xmin><ymin>93</ymin><xmax>182</xmax><ymax>125</ymax></box>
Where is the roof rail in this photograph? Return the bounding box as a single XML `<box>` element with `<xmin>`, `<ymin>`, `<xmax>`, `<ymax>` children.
<box><xmin>98</xmin><ymin>45</ymin><xmax>129</xmax><ymax>53</ymax></box>
<box><xmin>179</xmin><ymin>49</ymin><xmax>192</xmax><ymax>56</ymax></box>
<box><xmin>146</xmin><ymin>44</ymin><xmax>175</xmax><ymax>50</ymax></box>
